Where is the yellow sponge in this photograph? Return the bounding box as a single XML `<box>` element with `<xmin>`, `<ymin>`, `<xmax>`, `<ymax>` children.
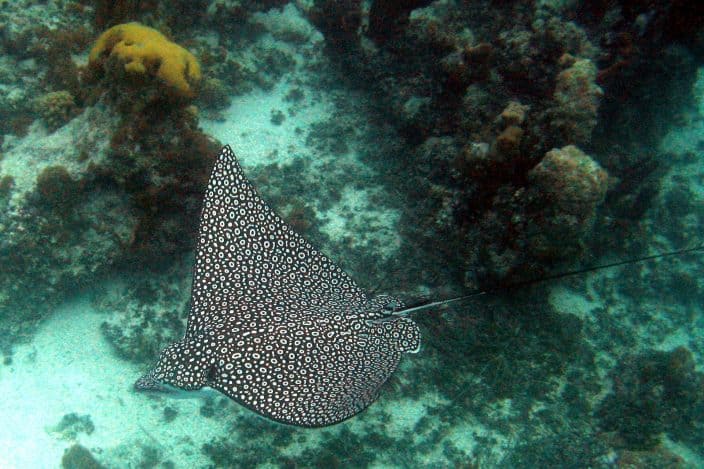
<box><xmin>89</xmin><ymin>22</ymin><xmax>201</xmax><ymax>98</ymax></box>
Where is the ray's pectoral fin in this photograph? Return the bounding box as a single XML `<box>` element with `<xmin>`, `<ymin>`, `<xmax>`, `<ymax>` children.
<box><xmin>135</xmin><ymin>335</ymin><xmax>216</xmax><ymax>392</ymax></box>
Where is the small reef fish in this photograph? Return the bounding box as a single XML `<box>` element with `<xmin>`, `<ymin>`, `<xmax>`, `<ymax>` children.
<box><xmin>135</xmin><ymin>146</ymin><xmax>421</xmax><ymax>427</ymax></box>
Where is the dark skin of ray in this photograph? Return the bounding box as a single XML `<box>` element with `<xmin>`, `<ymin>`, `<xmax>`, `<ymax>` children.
<box><xmin>135</xmin><ymin>146</ymin><xmax>421</xmax><ymax>427</ymax></box>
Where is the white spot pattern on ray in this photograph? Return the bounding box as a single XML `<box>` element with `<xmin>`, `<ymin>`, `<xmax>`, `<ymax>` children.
<box><xmin>135</xmin><ymin>146</ymin><xmax>421</xmax><ymax>427</ymax></box>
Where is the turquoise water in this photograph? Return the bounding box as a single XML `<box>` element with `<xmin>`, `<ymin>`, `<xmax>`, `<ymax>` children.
<box><xmin>0</xmin><ymin>1</ymin><xmax>703</xmax><ymax>467</ymax></box>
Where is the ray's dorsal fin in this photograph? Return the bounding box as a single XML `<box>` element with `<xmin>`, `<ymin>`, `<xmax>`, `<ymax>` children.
<box><xmin>393</xmin><ymin>243</ymin><xmax>704</xmax><ymax>316</ymax></box>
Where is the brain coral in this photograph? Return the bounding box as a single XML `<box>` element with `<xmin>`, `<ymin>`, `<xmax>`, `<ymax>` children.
<box><xmin>89</xmin><ymin>22</ymin><xmax>201</xmax><ymax>98</ymax></box>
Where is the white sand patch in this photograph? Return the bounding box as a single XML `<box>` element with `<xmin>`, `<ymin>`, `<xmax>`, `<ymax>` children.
<box><xmin>656</xmin><ymin>328</ymin><xmax>697</xmax><ymax>352</ymax></box>
<box><xmin>0</xmin><ymin>296</ymin><xmax>235</xmax><ymax>468</ymax></box>
<box><xmin>200</xmin><ymin>49</ymin><xmax>403</xmax><ymax>260</ymax></box>
<box><xmin>250</xmin><ymin>3</ymin><xmax>321</xmax><ymax>43</ymax></box>
<box><xmin>663</xmin><ymin>436</ymin><xmax>704</xmax><ymax>468</ymax></box>
<box><xmin>385</xmin><ymin>396</ymin><xmax>431</xmax><ymax>433</ymax></box>
<box><xmin>447</xmin><ymin>420</ymin><xmax>510</xmax><ymax>463</ymax></box>
<box><xmin>549</xmin><ymin>279</ymin><xmax>604</xmax><ymax>320</ymax></box>
<box><xmin>201</xmin><ymin>79</ymin><xmax>333</xmax><ymax>169</ymax></box>
<box><xmin>318</xmin><ymin>186</ymin><xmax>402</xmax><ymax>259</ymax></box>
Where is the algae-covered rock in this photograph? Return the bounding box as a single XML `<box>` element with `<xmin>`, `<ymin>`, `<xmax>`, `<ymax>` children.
<box><xmin>61</xmin><ymin>444</ymin><xmax>105</xmax><ymax>469</ymax></box>
<box><xmin>49</xmin><ymin>413</ymin><xmax>96</xmax><ymax>441</ymax></box>
<box><xmin>36</xmin><ymin>91</ymin><xmax>77</xmax><ymax>131</ymax></box>
<box><xmin>550</xmin><ymin>58</ymin><xmax>602</xmax><ymax>145</ymax></box>
<box><xmin>95</xmin><ymin>259</ymin><xmax>191</xmax><ymax>364</ymax></box>
<box><xmin>526</xmin><ymin>144</ymin><xmax>609</xmax><ymax>258</ymax></box>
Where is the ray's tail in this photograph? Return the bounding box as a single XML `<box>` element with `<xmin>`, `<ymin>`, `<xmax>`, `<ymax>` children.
<box><xmin>394</xmin><ymin>243</ymin><xmax>704</xmax><ymax>316</ymax></box>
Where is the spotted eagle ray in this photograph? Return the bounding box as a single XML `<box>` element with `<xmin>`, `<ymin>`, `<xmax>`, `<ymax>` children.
<box><xmin>135</xmin><ymin>146</ymin><xmax>703</xmax><ymax>427</ymax></box>
<box><xmin>135</xmin><ymin>145</ymin><xmax>421</xmax><ymax>427</ymax></box>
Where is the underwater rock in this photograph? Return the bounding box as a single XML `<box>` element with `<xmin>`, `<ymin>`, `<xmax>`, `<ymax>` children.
<box><xmin>104</xmin><ymin>101</ymin><xmax>220</xmax><ymax>263</ymax></box>
<box><xmin>61</xmin><ymin>444</ymin><xmax>105</xmax><ymax>469</ymax></box>
<box><xmin>198</xmin><ymin>77</ymin><xmax>231</xmax><ymax>112</ymax></box>
<box><xmin>494</xmin><ymin>125</ymin><xmax>523</xmax><ymax>160</ymax></box>
<box><xmin>529</xmin><ymin>145</ymin><xmax>609</xmax><ymax>214</ymax></box>
<box><xmin>578</xmin><ymin>0</ymin><xmax>703</xmax><ymax>156</ymax></box>
<box><xmin>308</xmin><ymin>0</ymin><xmax>362</xmax><ymax>52</ymax></box>
<box><xmin>35</xmin><ymin>165</ymin><xmax>81</xmax><ymax>213</ymax></box>
<box><xmin>35</xmin><ymin>91</ymin><xmax>77</xmax><ymax>132</ymax></box>
<box><xmin>453</xmin><ymin>143</ymin><xmax>609</xmax><ymax>283</ymax></box>
<box><xmin>0</xmin><ymin>103</ymin><xmax>140</xmax><ymax>357</ymax></box>
<box><xmin>81</xmin><ymin>22</ymin><xmax>224</xmax><ymax>268</ymax></box>
<box><xmin>549</xmin><ymin>58</ymin><xmax>603</xmax><ymax>145</ymax></box>
<box><xmin>498</xmin><ymin>15</ymin><xmax>594</xmax><ymax>99</ymax></box>
<box><xmin>499</xmin><ymin>101</ymin><xmax>529</xmax><ymax>128</ymax></box>
<box><xmin>97</xmin><ymin>261</ymin><xmax>191</xmax><ymax>364</ymax></box>
<box><xmin>526</xmin><ymin>145</ymin><xmax>609</xmax><ymax>258</ymax></box>
<box><xmin>49</xmin><ymin>413</ymin><xmax>95</xmax><ymax>441</ymax></box>
<box><xmin>612</xmin><ymin>447</ymin><xmax>686</xmax><ymax>469</ymax></box>
<box><xmin>457</xmin><ymin>100</ymin><xmax>531</xmax><ymax>184</ymax></box>
<box><xmin>163</xmin><ymin>406</ymin><xmax>178</xmax><ymax>423</ymax></box>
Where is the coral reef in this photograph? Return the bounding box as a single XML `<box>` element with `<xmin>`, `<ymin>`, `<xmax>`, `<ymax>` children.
<box><xmin>526</xmin><ymin>145</ymin><xmax>609</xmax><ymax>258</ymax></box>
<box><xmin>0</xmin><ymin>5</ymin><xmax>223</xmax><ymax>360</ymax></box>
<box><xmin>295</xmin><ymin>0</ymin><xmax>621</xmax><ymax>285</ymax></box>
<box><xmin>612</xmin><ymin>447</ymin><xmax>686</xmax><ymax>468</ymax></box>
<box><xmin>88</xmin><ymin>22</ymin><xmax>202</xmax><ymax>99</ymax></box>
<box><xmin>103</xmin><ymin>106</ymin><xmax>220</xmax><ymax>262</ymax></box>
<box><xmin>0</xmin><ymin>18</ymin><xmax>91</xmax><ymax>140</ymax></box>
<box><xmin>198</xmin><ymin>76</ymin><xmax>231</xmax><ymax>112</ymax></box>
<box><xmin>0</xmin><ymin>0</ymin><xmax>702</xmax><ymax>466</ymax></box>
<box><xmin>85</xmin><ymin>21</ymin><xmax>220</xmax><ymax>264</ymax></box>
<box><xmin>92</xmin><ymin>0</ymin><xmax>151</xmax><ymax>29</ymax></box>
<box><xmin>292</xmin><ymin>0</ymin><xmax>704</xmax><ymax>291</ymax></box>
<box><xmin>0</xmin><ymin>105</ymin><xmax>137</xmax><ymax>356</ymax></box>
<box><xmin>549</xmin><ymin>57</ymin><xmax>603</xmax><ymax>145</ymax></box>
<box><xmin>529</xmin><ymin>145</ymin><xmax>609</xmax><ymax>214</ymax></box>
<box><xmin>308</xmin><ymin>0</ymin><xmax>362</xmax><ymax>53</ymax></box>
<box><xmin>95</xmin><ymin>259</ymin><xmax>191</xmax><ymax>363</ymax></box>
<box><xmin>34</xmin><ymin>165</ymin><xmax>82</xmax><ymax>213</ymax></box>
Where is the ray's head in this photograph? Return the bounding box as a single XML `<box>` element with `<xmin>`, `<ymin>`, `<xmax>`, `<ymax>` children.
<box><xmin>135</xmin><ymin>336</ymin><xmax>217</xmax><ymax>394</ymax></box>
